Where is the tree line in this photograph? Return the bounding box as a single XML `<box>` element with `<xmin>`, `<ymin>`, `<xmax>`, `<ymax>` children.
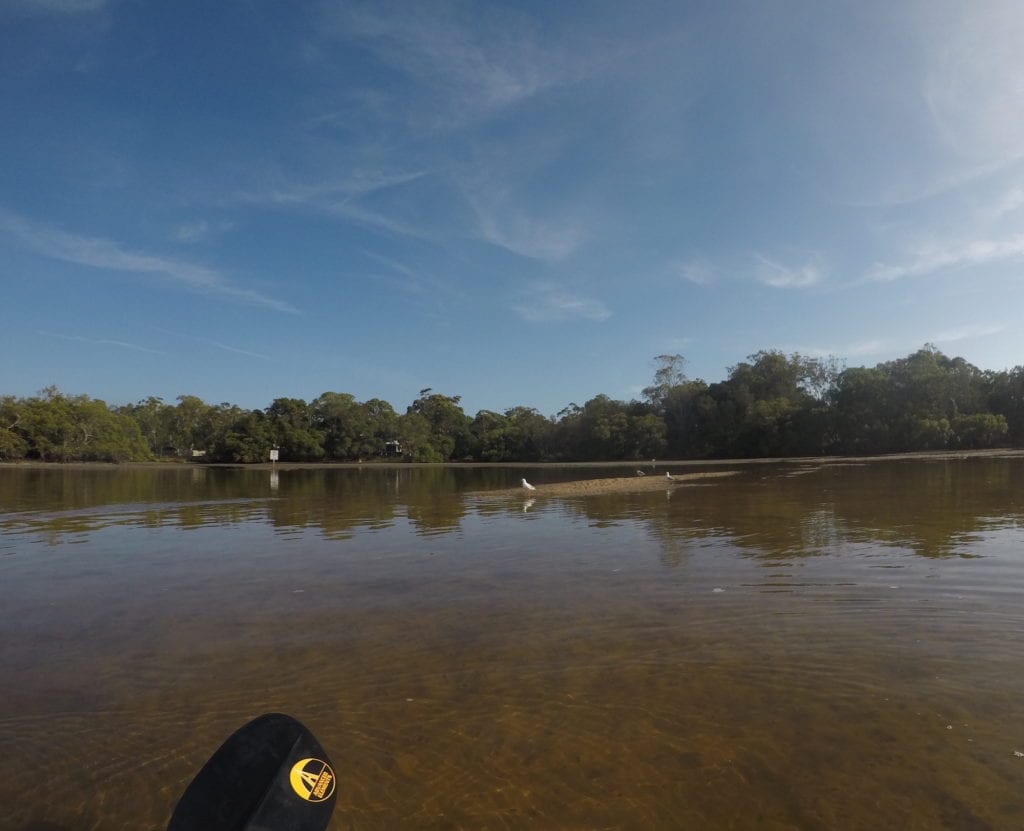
<box><xmin>2</xmin><ymin>345</ymin><xmax>1022</xmax><ymax>464</ymax></box>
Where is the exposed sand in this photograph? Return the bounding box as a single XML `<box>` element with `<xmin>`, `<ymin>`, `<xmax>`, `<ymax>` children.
<box><xmin>483</xmin><ymin>470</ymin><xmax>740</xmax><ymax>498</ymax></box>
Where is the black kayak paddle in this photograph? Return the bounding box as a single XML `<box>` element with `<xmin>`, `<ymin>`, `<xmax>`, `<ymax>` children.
<box><xmin>167</xmin><ymin>713</ymin><xmax>337</xmax><ymax>831</ymax></box>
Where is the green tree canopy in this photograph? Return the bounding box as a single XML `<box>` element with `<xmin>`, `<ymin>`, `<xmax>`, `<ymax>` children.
<box><xmin>6</xmin><ymin>345</ymin><xmax>1022</xmax><ymax>466</ymax></box>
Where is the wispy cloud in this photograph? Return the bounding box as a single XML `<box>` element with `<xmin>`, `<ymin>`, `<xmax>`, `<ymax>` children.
<box><xmin>677</xmin><ymin>260</ymin><xmax>716</xmax><ymax>286</ymax></box>
<box><xmin>923</xmin><ymin>2</ymin><xmax>1024</xmax><ymax>168</ymax></box>
<box><xmin>198</xmin><ymin>338</ymin><xmax>273</xmax><ymax>361</ymax></box>
<box><xmin>313</xmin><ymin>3</ymin><xmax>617</xmax><ymax>260</ymax></box>
<box><xmin>786</xmin><ymin>339</ymin><xmax>893</xmax><ymax>360</ymax></box>
<box><xmin>174</xmin><ymin>219</ymin><xmax>234</xmax><ymax>243</ymax></box>
<box><xmin>360</xmin><ymin>249</ymin><xmax>460</xmax><ymax>300</ymax></box>
<box><xmin>0</xmin><ymin>208</ymin><xmax>297</xmax><ymax>313</ymax></box>
<box><xmin>930</xmin><ymin>323</ymin><xmax>1006</xmax><ymax>344</ymax></box>
<box><xmin>39</xmin><ymin>331</ymin><xmax>165</xmax><ymax>355</ymax></box>
<box><xmin>865</xmin><ymin>233</ymin><xmax>1024</xmax><ymax>282</ymax></box>
<box><xmin>254</xmin><ymin>169</ymin><xmax>427</xmax><ymax>202</ymax></box>
<box><xmin>452</xmin><ymin>128</ymin><xmax>592</xmax><ymax>262</ymax></box>
<box><xmin>152</xmin><ymin>327</ymin><xmax>273</xmax><ymax>361</ymax></box>
<box><xmin>355</xmin><ymin>249</ymin><xmax>463</xmax><ymax>327</ymax></box>
<box><xmin>512</xmin><ymin>283</ymin><xmax>610</xmax><ymax>323</ymax></box>
<box><xmin>990</xmin><ymin>185</ymin><xmax>1024</xmax><ymax>221</ymax></box>
<box><xmin>6</xmin><ymin>0</ymin><xmax>108</xmax><ymax>14</ymax></box>
<box><xmin>238</xmin><ymin>171</ymin><xmax>429</xmax><ymax>240</ymax></box>
<box><xmin>838</xmin><ymin>156</ymin><xmax>1017</xmax><ymax>210</ymax></box>
<box><xmin>669</xmin><ymin>254</ymin><xmax>821</xmax><ymax>289</ymax></box>
<box><xmin>755</xmin><ymin>255</ymin><xmax>823</xmax><ymax>289</ymax></box>
<box><xmin>361</xmin><ymin>249</ymin><xmax>425</xmax><ymax>291</ymax></box>
<box><xmin>324</xmin><ymin>200</ymin><xmax>428</xmax><ymax>240</ymax></box>
<box><xmin>470</xmin><ymin>198</ymin><xmax>585</xmax><ymax>262</ymax></box>
<box><xmin>791</xmin><ymin>324</ymin><xmax>1004</xmax><ymax>361</ymax></box>
<box><xmin>821</xmin><ymin>4</ymin><xmax>1024</xmax><ymax>208</ymax></box>
<box><xmin>322</xmin><ymin>1</ymin><xmax>589</xmax><ymax>131</ymax></box>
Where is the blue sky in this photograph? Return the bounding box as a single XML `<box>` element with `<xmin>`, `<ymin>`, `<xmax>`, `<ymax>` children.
<box><xmin>3</xmin><ymin>0</ymin><xmax>1023</xmax><ymax>418</ymax></box>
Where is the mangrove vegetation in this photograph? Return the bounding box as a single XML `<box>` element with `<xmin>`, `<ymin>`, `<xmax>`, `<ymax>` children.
<box><xmin>2</xmin><ymin>345</ymin><xmax>1022</xmax><ymax>464</ymax></box>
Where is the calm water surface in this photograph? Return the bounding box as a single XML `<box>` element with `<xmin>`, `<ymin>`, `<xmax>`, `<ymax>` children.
<box><xmin>2</xmin><ymin>459</ymin><xmax>1023</xmax><ymax>830</ymax></box>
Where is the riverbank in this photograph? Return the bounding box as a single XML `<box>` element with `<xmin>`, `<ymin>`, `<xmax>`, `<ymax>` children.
<box><xmin>4</xmin><ymin>448</ymin><xmax>1024</xmax><ymax>471</ymax></box>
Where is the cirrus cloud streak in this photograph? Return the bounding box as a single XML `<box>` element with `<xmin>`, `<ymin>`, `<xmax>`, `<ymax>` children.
<box><xmin>512</xmin><ymin>282</ymin><xmax>610</xmax><ymax>323</ymax></box>
<box><xmin>0</xmin><ymin>209</ymin><xmax>297</xmax><ymax>313</ymax></box>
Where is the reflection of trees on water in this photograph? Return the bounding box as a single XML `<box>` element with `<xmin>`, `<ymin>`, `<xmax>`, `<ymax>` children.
<box><xmin>0</xmin><ymin>466</ymin><xmax>475</xmax><ymax>543</ymax></box>
<box><xmin>823</xmin><ymin>460</ymin><xmax>1022</xmax><ymax>557</ymax></box>
<box><xmin>0</xmin><ymin>467</ymin><xmax>275</xmax><ymax>544</ymax></box>
<box><xmin>397</xmin><ymin>467</ymin><xmax>467</xmax><ymax>536</ymax></box>
<box><xmin>264</xmin><ymin>467</ymin><xmax>471</xmax><ymax>538</ymax></box>
<box><xmin>261</xmin><ymin>469</ymin><xmax>401</xmax><ymax>539</ymax></box>
<box><xmin>544</xmin><ymin>461</ymin><xmax>1024</xmax><ymax>562</ymax></box>
<box><xmin>3</xmin><ymin>461</ymin><xmax>1022</xmax><ymax>558</ymax></box>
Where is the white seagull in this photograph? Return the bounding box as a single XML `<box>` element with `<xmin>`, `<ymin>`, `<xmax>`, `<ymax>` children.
<box><xmin>521</xmin><ymin>478</ymin><xmax>536</xmax><ymax>491</ymax></box>
<box><xmin>665</xmin><ymin>471</ymin><xmax>673</xmax><ymax>481</ymax></box>
<box><xmin>636</xmin><ymin>470</ymin><xmax>646</xmax><ymax>477</ymax></box>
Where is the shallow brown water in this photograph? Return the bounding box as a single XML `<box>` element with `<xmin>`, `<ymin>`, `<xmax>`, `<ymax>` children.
<box><xmin>2</xmin><ymin>459</ymin><xmax>1023</xmax><ymax>830</ymax></box>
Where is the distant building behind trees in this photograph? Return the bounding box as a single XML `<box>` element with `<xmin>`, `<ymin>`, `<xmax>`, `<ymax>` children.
<box><xmin>1</xmin><ymin>345</ymin><xmax>1019</xmax><ymax>464</ymax></box>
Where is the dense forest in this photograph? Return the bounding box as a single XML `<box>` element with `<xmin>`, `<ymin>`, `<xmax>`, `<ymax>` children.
<box><xmin>2</xmin><ymin>345</ymin><xmax>1022</xmax><ymax>464</ymax></box>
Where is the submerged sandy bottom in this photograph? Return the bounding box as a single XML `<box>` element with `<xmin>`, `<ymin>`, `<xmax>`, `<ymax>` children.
<box><xmin>4</xmin><ymin>461</ymin><xmax>1024</xmax><ymax>829</ymax></box>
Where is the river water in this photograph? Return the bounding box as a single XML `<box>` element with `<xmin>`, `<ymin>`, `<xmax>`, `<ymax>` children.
<box><xmin>2</xmin><ymin>459</ymin><xmax>1023</xmax><ymax>830</ymax></box>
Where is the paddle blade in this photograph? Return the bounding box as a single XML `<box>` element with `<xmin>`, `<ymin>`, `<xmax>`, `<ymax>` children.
<box><xmin>168</xmin><ymin>713</ymin><xmax>337</xmax><ymax>831</ymax></box>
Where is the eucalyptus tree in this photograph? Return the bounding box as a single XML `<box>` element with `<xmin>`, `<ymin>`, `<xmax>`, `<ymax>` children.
<box><xmin>661</xmin><ymin>380</ymin><xmax>716</xmax><ymax>457</ymax></box>
<box><xmin>265</xmin><ymin>398</ymin><xmax>324</xmax><ymax>461</ymax></box>
<box><xmin>210</xmin><ymin>409</ymin><xmax>274</xmax><ymax>463</ymax></box>
<box><xmin>406</xmin><ymin>389</ymin><xmax>471</xmax><ymax>461</ymax></box>
<box><xmin>502</xmin><ymin>406</ymin><xmax>554</xmax><ymax>461</ymax></box>
<box><xmin>468</xmin><ymin>410</ymin><xmax>510</xmax><ymax>461</ymax></box>
<box><xmin>396</xmin><ymin>410</ymin><xmax>437</xmax><ymax>462</ymax></box>
<box><xmin>7</xmin><ymin>388</ymin><xmax>149</xmax><ymax>461</ymax></box>
<box><xmin>312</xmin><ymin>392</ymin><xmax>367</xmax><ymax>460</ymax></box>
<box><xmin>987</xmin><ymin>366</ymin><xmax>1024</xmax><ymax>444</ymax></box>
<box><xmin>0</xmin><ymin>395</ymin><xmax>27</xmax><ymax>460</ymax></box>
<box><xmin>704</xmin><ymin>351</ymin><xmax>828</xmax><ymax>457</ymax></box>
<box><xmin>117</xmin><ymin>396</ymin><xmax>174</xmax><ymax>455</ymax></box>
<box><xmin>642</xmin><ymin>354</ymin><xmax>688</xmax><ymax>412</ymax></box>
<box><xmin>311</xmin><ymin>393</ymin><xmax>400</xmax><ymax>460</ymax></box>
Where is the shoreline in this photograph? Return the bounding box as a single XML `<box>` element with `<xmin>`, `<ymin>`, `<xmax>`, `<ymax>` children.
<box><xmin>3</xmin><ymin>448</ymin><xmax>1024</xmax><ymax>471</ymax></box>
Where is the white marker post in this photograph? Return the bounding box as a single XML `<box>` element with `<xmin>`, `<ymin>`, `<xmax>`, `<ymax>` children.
<box><xmin>270</xmin><ymin>447</ymin><xmax>279</xmax><ymax>465</ymax></box>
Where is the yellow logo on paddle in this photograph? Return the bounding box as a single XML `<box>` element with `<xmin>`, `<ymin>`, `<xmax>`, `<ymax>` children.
<box><xmin>289</xmin><ymin>758</ymin><xmax>335</xmax><ymax>802</ymax></box>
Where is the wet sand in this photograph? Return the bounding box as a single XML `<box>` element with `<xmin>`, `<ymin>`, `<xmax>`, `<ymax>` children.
<box><xmin>483</xmin><ymin>470</ymin><xmax>739</xmax><ymax>497</ymax></box>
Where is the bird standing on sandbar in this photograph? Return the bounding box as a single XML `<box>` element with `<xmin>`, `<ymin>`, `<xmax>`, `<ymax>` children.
<box><xmin>665</xmin><ymin>471</ymin><xmax>673</xmax><ymax>481</ymax></box>
<box><xmin>522</xmin><ymin>478</ymin><xmax>536</xmax><ymax>490</ymax></box>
